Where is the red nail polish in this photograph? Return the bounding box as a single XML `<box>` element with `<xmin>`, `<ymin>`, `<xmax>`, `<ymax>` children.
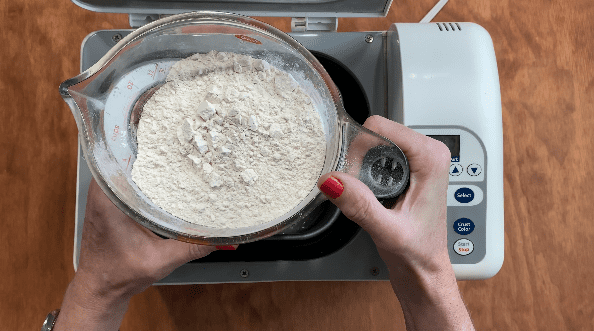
<box><xmin>320</xmin><ymin>176</ymin><xmax>344</xmax><ymax>199</ymax></box>
<box><xmin>216</xmin><ymin>245</ymin><xmax>236</xmax><ymax>250</ymax></box>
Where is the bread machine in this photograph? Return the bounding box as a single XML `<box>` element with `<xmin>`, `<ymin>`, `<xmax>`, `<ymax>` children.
<box><xmin>70</xmin><ymin>0</ymin><xmax>504</xmax><ymax>281</ymax></box>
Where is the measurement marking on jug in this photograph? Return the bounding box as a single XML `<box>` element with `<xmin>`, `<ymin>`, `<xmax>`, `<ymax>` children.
<box><xmin>103</xmin><ymin>61</ymin><xmax>176</xmax><ymax>174</ymax></box>
<box><xmin>148</xmin><ymin>64</ymin><xmax>166</xmax><ymax>80</ymax></box>
<box><xmin>123</xmin><ymin>155</ymin><xmax>131</xmax><ymax>170</ymax></box>
<box><xmin>148</xmin><ymin>64</ymin><xmax>158</xmax><ymax>80</ymax></box>
<box><xmin>235</xmin><ymin>34</ymin><xmax>262</xmax><ymax>45</ymax></box>
<box><xmin>111</xmin><ymin>125</ymin><xmax>120</xmax><ymax>141</ymax></box>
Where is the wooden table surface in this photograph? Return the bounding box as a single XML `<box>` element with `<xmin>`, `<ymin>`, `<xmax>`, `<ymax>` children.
<box><xmin>2</xmin><ymin>0</ymin><xmax>593</xmax><ymax>329</ymax></box>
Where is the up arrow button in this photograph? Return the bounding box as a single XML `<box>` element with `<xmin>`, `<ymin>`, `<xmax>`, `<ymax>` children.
<box><xmin>449</xmin><ymin>164</ymin><xmax>463</xmax><ymax>176</ymax></box>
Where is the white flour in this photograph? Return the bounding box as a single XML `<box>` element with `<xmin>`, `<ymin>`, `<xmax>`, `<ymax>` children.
<box><xmin>131</xmin><ymin>51</ymin><xmax>326</xmax><ymax>228</ymax></box>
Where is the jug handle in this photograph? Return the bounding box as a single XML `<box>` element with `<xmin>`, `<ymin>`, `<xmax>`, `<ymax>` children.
<box><xmin>334</xmin><ymin>114</ymin><xmax>410</xmax><ymax>200</ymax></box>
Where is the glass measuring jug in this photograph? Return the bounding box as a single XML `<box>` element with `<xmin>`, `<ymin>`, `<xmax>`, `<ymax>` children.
<box><xmin>59</xmin><ymin>11</ymin><xmax>410</xmax><ymax>245</ymax></box>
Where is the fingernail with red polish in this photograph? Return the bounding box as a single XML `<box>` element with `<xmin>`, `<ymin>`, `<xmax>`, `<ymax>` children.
<box><xmin>216</xmin><ymin>245</ymin><xmax>237</xmax><ymax>250</ymax></box>
<box><xmin>320</xmin><ymin>176</ymin><xmax>344</xmax><ymax>199</ymax></box>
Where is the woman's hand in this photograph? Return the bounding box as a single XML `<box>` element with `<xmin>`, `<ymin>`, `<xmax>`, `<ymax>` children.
<box><xmin>54</xmin><ymin>178</ymin><xmax>237</xmax><ymax>330</ymax></box>
<box><xmin>77</xmin><ymin>178</ymin><xmax>226</xmax><ymax>299</ymax></box>
<box><xmin>318</xmin><ymin>115</ymin><xmax>474</xmax><ymax>331</ymax></box>
<box><xmin>318</xmin><ymin>115</ymin><xmax>452</xmax><ymax>277</ymax></box>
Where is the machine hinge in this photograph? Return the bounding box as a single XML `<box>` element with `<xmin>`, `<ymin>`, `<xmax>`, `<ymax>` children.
<box><xmin>129</xmin><ymin>14</ymin><xmax>339</xmax><ymax>31</ymax></box>
<box><xmin>291</xmin><ymin>17</ymin><xmax>338</xmax><ymax>32</ymax></box>
<box><xmin>129</xmin><ymin>14</ymin><xmax>171</xmax><ymax>28</ymax></box>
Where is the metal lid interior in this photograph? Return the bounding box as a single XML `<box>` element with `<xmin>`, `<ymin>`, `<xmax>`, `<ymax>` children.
<box><xmin>71</xmin><ymin>0</ymin><xmax>393</xmax><ymax>17</ymax></box>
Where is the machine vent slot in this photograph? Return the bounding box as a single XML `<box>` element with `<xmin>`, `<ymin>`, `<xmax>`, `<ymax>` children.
<box><xmin>436</xmin><ymin>23</ymin><xmax>462</xmax><ymax>31</ymax></box>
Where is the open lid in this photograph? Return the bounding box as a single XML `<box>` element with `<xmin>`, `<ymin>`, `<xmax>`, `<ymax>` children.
<box><xmin>72</xmin><ymin>0</ymin><xmax>393</xmax><ymax>18</ymax></box>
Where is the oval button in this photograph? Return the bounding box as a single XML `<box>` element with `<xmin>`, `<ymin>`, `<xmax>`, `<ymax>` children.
<box><xmin>453</xmin><ymin>239</ymin><xmax>474</xmax><ymax>256</ymax></box>
<box><xmin>454</xmin><ymin>187</ymin><xmax>475</xmax><ymax>203</ymax></box>
<box><xmin>453</xmin><ymin>218</ymin><xmax>475</xmax><ymax>235</ymax></box>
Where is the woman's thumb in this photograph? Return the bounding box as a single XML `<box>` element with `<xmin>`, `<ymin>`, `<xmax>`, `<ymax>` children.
<box><xmin>317</xmin><ymin>172</ymin><xmax>388</xmax><ymax>232</ymax></box>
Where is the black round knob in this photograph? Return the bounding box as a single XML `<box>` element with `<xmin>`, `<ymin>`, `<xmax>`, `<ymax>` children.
<box><xmin>360</xmin><ymin>145</ymin><xmax>410</xmax><ymax>199</ymax></box>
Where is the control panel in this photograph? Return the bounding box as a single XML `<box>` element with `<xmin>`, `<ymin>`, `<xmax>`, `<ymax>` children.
<box><xmin>411</xmin><ymin>127</ymin><xmax>488</xmax><ymax>264</ymax></box>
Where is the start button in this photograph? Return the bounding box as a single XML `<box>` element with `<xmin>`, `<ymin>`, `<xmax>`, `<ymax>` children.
<box><xmin>453</xmin><ymin>239</ymin><xmax>474</xmax><ymax>256</ymax></box>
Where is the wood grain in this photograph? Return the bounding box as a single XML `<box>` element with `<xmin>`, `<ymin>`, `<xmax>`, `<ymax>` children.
<box><xmin>1</xmin><ymin>0</ymin><xmax>593</xmax><ymax>330</ymax></box>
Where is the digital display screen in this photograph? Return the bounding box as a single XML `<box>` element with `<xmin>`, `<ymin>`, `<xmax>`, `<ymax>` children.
<box><xmin>428</xmin><ymin>135</ymin><xmax>460</xmax><ymax>162</ymax></box>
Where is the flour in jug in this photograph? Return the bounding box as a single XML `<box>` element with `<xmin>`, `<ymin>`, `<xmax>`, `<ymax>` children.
<box><xmin>131</xmin><ymin>51</ymin><xmax>326</xmax><ymax>228</ymax></box>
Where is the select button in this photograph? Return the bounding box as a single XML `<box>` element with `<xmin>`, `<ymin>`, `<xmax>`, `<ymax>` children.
<box><xmin>454</xmin><ymin>187</ymin><xmax>474</xmax><ymax>203</ymax></box>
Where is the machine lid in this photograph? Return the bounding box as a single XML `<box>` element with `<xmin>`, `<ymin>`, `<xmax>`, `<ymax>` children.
<box><xmin>71</xmin><ymin>0</ymin><xmax>393</xmax><ymax>17</ymax></box>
